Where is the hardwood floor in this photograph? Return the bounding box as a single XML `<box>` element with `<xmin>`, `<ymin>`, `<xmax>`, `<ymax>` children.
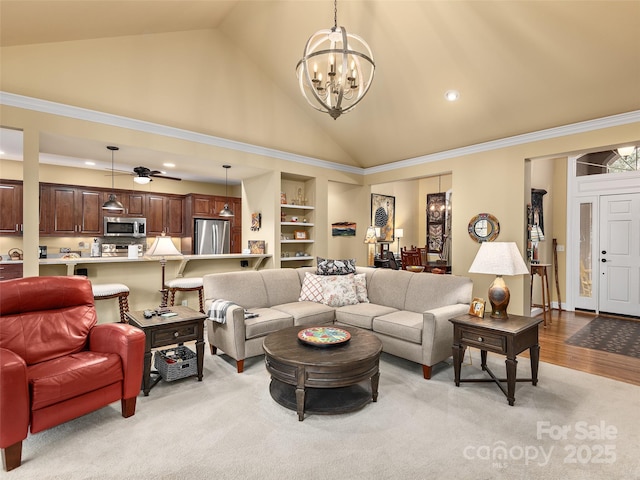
<box><xmin>534</xmin><ymin>309</ymin><xmax>640</xmax><ymax>386</ymax></box>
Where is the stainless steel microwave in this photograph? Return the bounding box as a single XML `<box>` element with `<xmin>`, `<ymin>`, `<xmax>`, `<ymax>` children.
<box><xmin>103</xmin><ymin>217</ymin><xmax>146</xmax><ymax>238</ymax></box>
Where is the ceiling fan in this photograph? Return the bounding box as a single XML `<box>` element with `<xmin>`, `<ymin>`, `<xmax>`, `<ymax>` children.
<box><xmin>132</xmin><ymin>166</ymin><xmax>182</xmax><ymax>184</ymax></box>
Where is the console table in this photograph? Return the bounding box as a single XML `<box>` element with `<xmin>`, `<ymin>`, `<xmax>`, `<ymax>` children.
<box><xmin>450</xmin><ymin>313</ymin><xmax>542</xmax><ymax>406</ymax></box>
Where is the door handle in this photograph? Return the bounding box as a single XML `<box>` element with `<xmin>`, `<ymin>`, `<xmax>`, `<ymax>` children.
<box><xmin>601</xmin><ymin>258</ymin><xmax>607</xmax><ymax>263</ymax></box>
<box><xmin>601</xmin><ymin>250</ymin><xmax>607</xmax><ymax>254</ymax></box>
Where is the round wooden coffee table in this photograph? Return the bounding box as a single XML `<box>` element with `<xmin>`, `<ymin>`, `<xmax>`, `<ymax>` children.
<box><xmin>263</xmin><ymin>325</ymin><xmax>382</xmax><ymax>421</ymax></box>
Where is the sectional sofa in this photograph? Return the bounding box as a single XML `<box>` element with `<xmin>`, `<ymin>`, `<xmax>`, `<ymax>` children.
<box><xmin>202</xmin><ymin>266</ymin><xmax>473</xmax><ymax>379</ymax></box>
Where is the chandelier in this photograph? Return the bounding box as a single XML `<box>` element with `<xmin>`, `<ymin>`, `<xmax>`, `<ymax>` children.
<box><xmin>296</xmin><ymin>0</ymin><xmax>375</xmax><ymax>120</ymax></box>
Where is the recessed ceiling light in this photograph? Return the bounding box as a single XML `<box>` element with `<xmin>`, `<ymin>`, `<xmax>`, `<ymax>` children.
<box><xmin>163</xmin><ymin>162</ymin><xmax>175</xmax><ymax>168</ymax></box>
<box><xmin>85</xmin><ymin>161</ymin><xmax>96</xmax><ymax>166</ymax></box>
<box><xmin>444</xmin><ymin>90</ymin><xmax>460</xmax><ymax>101</ymax></box>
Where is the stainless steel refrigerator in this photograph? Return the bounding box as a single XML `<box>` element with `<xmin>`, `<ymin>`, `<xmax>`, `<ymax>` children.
<box><xmin>194</xmin><ymin>219</ymin><xmax>230</xmax><ymax>254</ymax></box>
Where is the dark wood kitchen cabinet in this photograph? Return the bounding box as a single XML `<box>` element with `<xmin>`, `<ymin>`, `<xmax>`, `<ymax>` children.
<box><xmin>146</xmin><ymin>193</ymin><xmax>185</xmax><ymax>237</ymax></box>
<box><xmin>104</xmin><ymin>191</ymin><xmax>146</xmax><ymax>217</ymax></box>
<box><xmin>0</xmin><ymin>181</ymin><xmax>23</xmax><ymax>234</ymax></box>
<box><xmin>44</xmin><ymin>185</ymin><xmax>103</xmax><ymax>236</ymax></box>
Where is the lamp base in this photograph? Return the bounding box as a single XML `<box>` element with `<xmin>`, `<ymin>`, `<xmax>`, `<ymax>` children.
<box><xmin>488</xmin><ymin>275</ymin><xmax>510</xmax><ymax>319</ymax></box>
<box><xmin>156</xmin><ymin>289</ymin><xmax>170</xmax><ymax>314</ymax></box>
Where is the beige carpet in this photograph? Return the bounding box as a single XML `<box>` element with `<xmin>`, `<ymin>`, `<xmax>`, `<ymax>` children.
<box><xmin>9</xmin><ymin>345</ymin><xmax>640</xmax><ymax>480</ymax></box>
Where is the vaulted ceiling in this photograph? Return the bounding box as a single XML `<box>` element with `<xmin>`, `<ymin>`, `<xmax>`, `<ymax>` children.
<box><xmin>1</xmin><ymin>0</ymin><xmax>639</xmax><ymax>174</ymax></box>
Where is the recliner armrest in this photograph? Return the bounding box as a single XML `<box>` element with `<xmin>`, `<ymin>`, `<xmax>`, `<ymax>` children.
<box><xmin>0</xmin><ymin>348</ymin><xmax>29</xmax><ymax>449</ymax></box>
<box><xmin>89</xmin><ymin>324</ymin><xmax>145</xmax><ymax>399</ymax></box>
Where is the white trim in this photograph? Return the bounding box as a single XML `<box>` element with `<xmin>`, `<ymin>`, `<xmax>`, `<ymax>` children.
<box><xmin>2</xmin><ymin>91</ymin><xmax>639</xmax><ymax>176</ymax></box>
<box><xmin>0</xmin><ymin>91</ymin><xmax>363</xmax><ymax>175</ymax></box>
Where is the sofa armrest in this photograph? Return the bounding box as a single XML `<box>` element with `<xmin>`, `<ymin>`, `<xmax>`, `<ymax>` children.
<box><xmin>89</xmin><ymin>324</ymin><xmax>145</xmax><ymax>400</ymax></box>
<box><xmin>0</xmin><ymin>348</ymin><xmax>29</xmax><ymax>449</ymax></box>
<box><xmin>206</xmin><ymin>304</ymin><xmax>246</xmax><ymax>361</ymax></box>
<box><xmin>422</xmin><ymin>304</ymin><xmax>471</xmax><ymax>365</ymax></box>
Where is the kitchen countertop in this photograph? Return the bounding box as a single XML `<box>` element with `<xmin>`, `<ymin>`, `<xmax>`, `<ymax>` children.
<box><xmin>2</xmin><ymin>253</ymin><xmax>272</xmax><ymax>275</ymax></box>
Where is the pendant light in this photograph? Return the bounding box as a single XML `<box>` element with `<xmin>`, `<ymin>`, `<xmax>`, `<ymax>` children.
<box><xmin>102</xmin><ymin>146</ymin><xmax>125</xmax><ymax>212</ymax></box>
<box><xmin>219</xmin><ymin>164</ymin><xmax>234</xmax><ymax>217</ymax></box>
<box><xmin>296</xmin><ymin>0</ymin><xmax>375</xmax><ymax>119</ymax></box>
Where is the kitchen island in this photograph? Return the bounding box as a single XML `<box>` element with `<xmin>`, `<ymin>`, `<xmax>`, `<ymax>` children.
<box><xmin>29</xmin><ymin>253</ymin><xmax>273</xmax><ymax>322</ymax></box>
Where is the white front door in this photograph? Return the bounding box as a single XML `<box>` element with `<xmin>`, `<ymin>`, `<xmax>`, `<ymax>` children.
<box><xmin>598</xmin><ymin>193</ymin><xmax>640</xmax><ymax>316</ymax></box>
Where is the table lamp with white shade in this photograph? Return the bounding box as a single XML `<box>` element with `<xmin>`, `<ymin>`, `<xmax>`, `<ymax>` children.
<box><xmin>145</xmin><ymin>233</ymin><xmax>183</xmax><ymax>312</ymax></box>
<box><xmin>363</xmin><ymin>225</ymin><xmax>378</xmax><ymax>267</ymax></box>
<box><xmin>468</xmin><ymin>242</ymin><xmax>529</xmax><ymax>319</ymax></box>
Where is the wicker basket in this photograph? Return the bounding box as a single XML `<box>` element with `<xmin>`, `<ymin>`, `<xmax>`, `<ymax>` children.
<box><xmin>154</xmin><ymin>346</ymin><xmax>197</xmax><ymax>382</ymax></box>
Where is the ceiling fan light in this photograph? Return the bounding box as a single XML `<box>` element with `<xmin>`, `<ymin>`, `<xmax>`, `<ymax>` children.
<box><xmin>134</xmin><ymin>176</ymin><xmax>151</xmax><ymax>185</ymax></box>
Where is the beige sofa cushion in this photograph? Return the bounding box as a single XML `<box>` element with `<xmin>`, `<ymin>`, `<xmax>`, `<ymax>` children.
<box><xmin>244</xmin><ymin>308</ymin><xmax>294</xmax><ymax>340</ymax></box>
<box><xmin>260</xmin><ymin>269</ymin><xmax>304</xmax><ymax>306</ymax></box>
<box><xmin>272</xmin><ymin>301</ymin><xmax>335</xmax><ymax>327</ymax></box>
<box><xmin>372</xmin><ymin>310</ymin><xmax>424</xmax><ymax>344</ymax></box>
<box><xmin>404</xmin><ymin>274</ymin><xmax>473</xmax><ymax>313</ymax></box>
<box><xmin>203</xmin><ymin>271</ymin><xmax>269</xmax><ymax>309</ymax></box>
<box><xmin>335</xmin><ymin>303</ymin><xmax>398</xmax><ymax>329</ymax></box>
<box><xmin>366</xmin><ymin>269</ymin><xmax>413</xmax><ymax>310</ymax></box>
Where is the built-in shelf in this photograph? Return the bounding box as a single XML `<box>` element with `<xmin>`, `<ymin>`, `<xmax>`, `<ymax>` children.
<box><xmin>281</xmin><ymin>204</ymin><xmax>314</xmax><ymax>210</ymax></box>
<box><xmin>281</xmin><ymin>239</ymin><xmax>314</xmax><ymax>244</ymax></box>
<box><xmin>281</xmin><ymin>222</ymin><xmax>314</xmax><ymax>226</ymax></box>
<box><xmin>281</xmin><ymin>256</ymin><xmax>314</xmax><ymax>262</ymax></box>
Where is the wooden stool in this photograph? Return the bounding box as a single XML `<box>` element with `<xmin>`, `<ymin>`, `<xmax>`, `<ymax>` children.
<box><xmin>92</xmin><ymin>283</ymin><xmax>130</xmax><ymax>323</ymax></box>
<box><xmin>530</xmin><ymin>264</ymin><xmax>552</xmax><ymax>326</ymax></box>
<box><xmin>165</xmin><ymin>277</ymin><xmax>204</xmax><ymax>313</ymax></box>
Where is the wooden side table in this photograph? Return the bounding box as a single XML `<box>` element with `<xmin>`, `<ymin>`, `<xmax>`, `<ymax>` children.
<box><xmin>125</xmin><ymin>306</ymin><xmax>206</xmax><ymax>396</ymax></box>
<box><xmin>530</xmin><ymin>263</ymin><xmax>552</xmax><ymax>326</ymax></box>
<box><xmin>450</xmin><ymin>314</ymin><xmax>542</xmax><ymax>406</ymax></box>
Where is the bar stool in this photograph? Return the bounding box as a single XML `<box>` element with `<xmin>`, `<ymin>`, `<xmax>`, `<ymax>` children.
<box><xmin>92</xmin><ymin>283</ymin><xmax>130</xmax><ymax>323</ymax></box>
<box><xmin>165</xmin><ymin>277</ymin><xmax>204</xmax><ymax>313</ymax></box>
<box><xmin>530</xmin><ymin>264</ymin><xmax>552</xmax><ymax>326</ymax></box>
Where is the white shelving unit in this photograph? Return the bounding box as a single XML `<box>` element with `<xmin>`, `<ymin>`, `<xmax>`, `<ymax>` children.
<box><xmin>280</xmin><ymin>181</ymin><xmax>315</xmax><ymax>267</ymax></box>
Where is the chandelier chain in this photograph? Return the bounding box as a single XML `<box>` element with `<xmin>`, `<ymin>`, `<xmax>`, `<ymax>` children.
<box><xmin>333</xmin><ymin>0</ymin><xmax>338</xmax><ymax>30</ymax></box>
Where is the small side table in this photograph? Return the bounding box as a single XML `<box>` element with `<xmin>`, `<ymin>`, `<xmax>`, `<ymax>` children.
<box><xmin>125</xmin><ymin>306</ymin><xmax>207</xmax><ymax>396</ymax></box>
<box><xmin>530</xmin><ymin>263</ymin><xmax>552</xmax><ymax>326</ymax></box>
<box><xmin>450</xmin><ymin>313</ymin><xmax>543</xmax><ymax>406</ymax></box>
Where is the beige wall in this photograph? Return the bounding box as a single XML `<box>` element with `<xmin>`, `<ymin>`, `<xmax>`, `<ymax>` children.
<box><xmin>1</xmin><ymin>30</ymin><xmax>639</xmax><ymax>316</ymax></box>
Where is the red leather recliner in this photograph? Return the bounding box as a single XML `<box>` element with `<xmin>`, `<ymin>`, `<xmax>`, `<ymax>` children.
<box><xmin>0</xmin><ymin>276</ymin><xmax>145</xmax><ymax>471</ymax></box>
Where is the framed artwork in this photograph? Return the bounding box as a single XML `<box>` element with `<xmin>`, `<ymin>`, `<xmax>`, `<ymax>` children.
<box><xmin>371</xmin><ymin>193</ymin><xmax>395</xmax><ymax>243</ymax></box>
<box><xmin>250</xmin><ymin>212</ymin><xmax>261</xmax><ymax>231</ymax></box>
<box><xmin>331</xmin><ymin>222</ymin><xmax>356</xmax><ymax>236</ymax></box>
<box><xmin>294</xmin><ymin>230</ymin><xmax>308</xmax><ymax>240</ymax></box>
<box><xmin>248</xmin><ymin>240</ymin><xmax>265</xmax><ymax>254</ymax></box>
<box><xmin>427</xmin><ymin>192</ymin><xmax>446</xmax><ymax>253</ymax></box>
<box><xmin>280</xmin><ymin>192</ymin><xmax>287</xmax><ymax>205</ymax></box>
<box><xmin>468</xmin><ymin>297</ymin><xmax>486</xmax><ymax>318</ymax></box>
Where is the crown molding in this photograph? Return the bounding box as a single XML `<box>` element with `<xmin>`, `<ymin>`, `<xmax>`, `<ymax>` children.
<box><xmin>364</xmin><ymin>110</ymin><xmax>640</xmax><ymax>175</ymax></box>
<box><xmin>2</xmin><ymin>91</ymin><xmax>638</xmax><ymax>177</ymax></box>
<box><xmin>0</xmin><ymin>91</ymin><xmax>364</xmax><ymax>175</ymax></box>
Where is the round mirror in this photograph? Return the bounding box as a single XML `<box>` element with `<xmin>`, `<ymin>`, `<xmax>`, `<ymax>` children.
<box><xmin>468</xmin><ymin>214</ymin><xmax>500</xmax><ymax>242</ymax></box>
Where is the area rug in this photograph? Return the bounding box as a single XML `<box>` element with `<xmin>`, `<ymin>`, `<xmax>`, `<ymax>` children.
<box><xmin>566</xmin><ymin>316</ymin><xmax>640</xmax><ymax>359</ymax></box>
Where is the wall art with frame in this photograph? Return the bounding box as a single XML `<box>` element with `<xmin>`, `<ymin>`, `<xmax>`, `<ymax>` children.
<box><xmin>426</xmin><ymin>192</ymin><xmax>446</xmax><ymax>253</ymax></box>
<box><xmin>371</xmin><ymin>193</ymin><xmax>395</xmax><ymax>243</ymax></box>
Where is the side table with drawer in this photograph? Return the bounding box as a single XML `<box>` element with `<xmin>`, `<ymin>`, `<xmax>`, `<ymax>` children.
<box><xmin>449</xmin><ymin>313</ymin><xmax>543</xmax><ymax>406</ymax></box>
<box><xmin>125</xmin><ymin>306</ymin><xmax>207</xmax><ymax>396</ymax></box>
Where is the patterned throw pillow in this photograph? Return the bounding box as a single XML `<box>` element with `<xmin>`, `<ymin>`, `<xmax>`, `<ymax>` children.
<box><xmin>316</xmin><ymin>257</ymin><xmax>356</xmax><ymax>275</ymax></box>
<box><xmin>321</xmin><ymin>274</ymin><xmax>359</xmax><ymax>307</ymax></box>
<box><xmin>354</xmin><ymin>273</ymin><xmax>369</xmax><ymax>303</ymax></box>
<box><xmin>299</xmin><ymin>272</ymin><xmax>325</xmax><ymax>303</ymax></box>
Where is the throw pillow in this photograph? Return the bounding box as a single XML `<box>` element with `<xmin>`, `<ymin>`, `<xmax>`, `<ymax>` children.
<box><xmin>354</xmin><ymin>273</ymin><xmax>369</xmax><ymax>303</ymax></box>
<box><xmin>316</xmin><ymin>257</ymin><xmax>356</xmax><ymax>275</ymax></box>
<box><xmin>321</xmin><ymin>274</ymin><xmax>359</xmax><ymax>307</ymax></box>
<box><xmin>299</xmin><ymin>272</ymin><xmax>325</xmax><ymax>303</ymax></box>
